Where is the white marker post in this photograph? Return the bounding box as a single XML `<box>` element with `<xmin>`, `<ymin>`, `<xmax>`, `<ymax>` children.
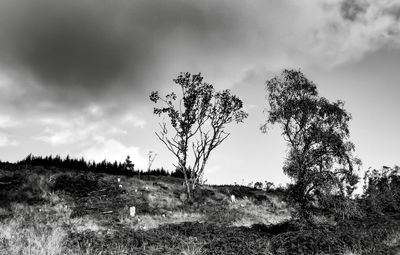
<box><xmin>129</xmin><ymin>206</ymin><xmax>136</xmax><ymax>217</ymax></box>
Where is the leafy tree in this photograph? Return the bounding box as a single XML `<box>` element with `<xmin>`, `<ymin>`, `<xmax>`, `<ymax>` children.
<box><xmin>264</xmin><ymin>181</ymin><xmax>275</xmax><ymax>192</ymax></box>
<box><xmin>261</xmin><ymin>69</ymin><xmax>360</xmax><ymax>216</ymax></box>
<box><xmin>124</xmin><ymin>155</ymin><xmax>134</xmax><ymax>173</ymax></box>
<box><xmin>254</xmin><ymin>181</ymin><xmax>263</xmax><ymax>190</ymax></box>
<box><xmin>150</xmin><ymin>72</ymin><xmax>248</xmax><ymax>200</ymax></box>
<box><xmin>363</xmin><ymin>165</ymin><xmax>400</xmax><ymax>214</ymax></box>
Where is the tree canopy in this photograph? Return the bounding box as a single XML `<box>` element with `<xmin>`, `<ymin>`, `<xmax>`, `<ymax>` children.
<box><xmin>262</xmin><ymin>69</ymin><xmax>360</xmax><ymax>209</ymax></box>
<box><xmin>150</xmin><ymin>72</ymin><xmax>248</xmax><ymax>200</ymax></box>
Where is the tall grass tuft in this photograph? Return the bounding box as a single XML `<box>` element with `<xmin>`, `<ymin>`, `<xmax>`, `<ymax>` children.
<box><xmin>179</xmin><ymin>237</ymin><xmax>205</xmax><ymax>255</ymax></box>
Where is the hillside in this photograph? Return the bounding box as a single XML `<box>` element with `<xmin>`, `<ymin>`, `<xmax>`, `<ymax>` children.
<box><xmin>1</xmin><ymin>165</ymin><xmax>400</xmax><ymax>254</ymax></box>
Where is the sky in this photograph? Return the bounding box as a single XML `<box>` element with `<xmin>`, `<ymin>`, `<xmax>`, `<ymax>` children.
<box><xmin>0</xmin><ymin>0</ymin><xmax>399</xmax><ymax>186</ymax></box>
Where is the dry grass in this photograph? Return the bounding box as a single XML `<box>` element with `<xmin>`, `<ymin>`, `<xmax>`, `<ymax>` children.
<box><xmin>267</xmin><ymin>194</ymin><xmax>287</xmax><ymax>210</ymax></box>
<box><xmin>384</xmin><ymin>230</ymin><xmax>400</xmax><ymax>248</ymax></box>
<box><xmin>4</xmin><ymin>226</ymin><xmax>67</xmax><ymax>255</ymax></box>
<box><xmin>3</xmin><ymin>166</ymin><xmax>399</xmax><ymax>254</ymax></box>
<box><xmin>70</xmin><ymin>216</ymin><xmax>106</xmax><ymax>234</ymax></box>
<box><xmin>310</xmin><ymin>214</ymin><xmax>336</xmax><ymax>226</ymax></box>
<box><xmin>340</xmin><ymin>249</ymin><xmax>362</xmax><ymax>255</ymax></box>
<box><xmin>143</xmin><ymin>191</ymin><xmax>183</xmax><ymax>211</ymax></box>
<box><xmin>75</xmin><ymin>243</ymin><xmax>132</xmax><ymax>255</ymax></box>
<box><xmin>0</xmin><ymin>202</ymin><xmax>72</xmax><ymax>255</ymax></box>
<box><xmin>179</xmin><ymin>237</ymin><xmax>205</xmax><ymax>255</ymax></box>
<box><xmin>229</xmin><ymin>196</ymin><xmax>291</xmax><ymax>227</ymax></box>
<box><xmin>118</xmin><ymin>210</ymin><xmax>205</xmax><ymax>230</ymax></box>
<box><xmin>0</xmin><ymin>170</ymin><xmax>78</xmax><ymax>255</ymax></box>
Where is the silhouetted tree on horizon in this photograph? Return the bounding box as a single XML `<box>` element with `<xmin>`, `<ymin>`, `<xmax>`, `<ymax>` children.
<box><xmin>262</xmin><ymin>69</ymin><xmax>361</xmax><ymax>218</ymax></box>
<box><xmin>15</xmin><ymin>154</ymin><xmax>179</xmax><ymax>178</ymax></box>
<box><xmin>124</xmin><ymin>155</ymin><xmax>134</xmax><ymax>173</ymax></box>
<box><xmin>150</xmin><ymin>72</ymin><xmax>248</xmax><ymax>201</ymax></box>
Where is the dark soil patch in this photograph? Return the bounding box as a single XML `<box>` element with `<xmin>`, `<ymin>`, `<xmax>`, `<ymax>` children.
<box><xmin>52</xmin><ymin>174</ymin><xmax>102</xmax><ymax>197</ymax></box>
<box><xmin>69</xmin><ymin>187</ymin><xmax>133</xmax><ymax>219</ymax></box>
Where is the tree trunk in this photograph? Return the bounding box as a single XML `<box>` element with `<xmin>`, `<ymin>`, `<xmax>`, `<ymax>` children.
<box><xmin>181</xmin><ymin>165</ymin><xmax>193</xmax><ymax>202</ymax></box>
<box><xmin>186</xmin><ymin>179</ymin><xmax>193</xmax><ymax>201</ymax></box>
<box><xmin>293</xmin><ymin>178</ymin><xmax>314</xmax><ymax>223</ymax></box>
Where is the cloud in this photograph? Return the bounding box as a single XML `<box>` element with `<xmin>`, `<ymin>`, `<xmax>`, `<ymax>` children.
<box><xmin>34</xmin><ymin>115</ymin><xmax>97</xmax><ymax>145</ymax></box>
<box><xmin>32</xmin><ymin>107</ymin><xmax>144</xmax><ymax>145</ymax></box>
<box><xmin>0</xmin><ymin>133</ymin><xmax>18</xmax><ymax>147</ymax></box>
<box><xmin>340</xmin><ymin>0</ymin><xmax>369</xmax><ymax>21</ymax></box>
<box><xmin>296</xmin><ymin>0</ymin><xmax>400</xmax><ymax>67</ymax></box>
<box><xmin>2</xmin><ymin>0</ymin><xmax>400</xmax><ymax>161</ymax></box>
<box><xmin>122</xmin><ymin>114</ymin><xmax>146</xmax><ymax>128</ymax></box>
<box><xmin>0</xmin><ymin>0</ymin><xmax>247</xmax><ymax>106</ymax></box>
<box><xmin>0</xmin><ymin>115</ymin><xmax>19</xmax><ymax>128</ymax></box>
<box><xmin>0</xmin><ymin>0</ymin><xmax>138</xmax><ymax>94</ymax></box>
<box><xmin>81</xmin><ymin>137</ymin><xmax>147</xmax><ymax>169</ymax></box>
<box><xmin>0</xmin><ymin>0</ymin><xmax>306</xmax><ymax>112</ymax></box>
<box><xmin>0</xmin><ymin>0</ymin><xmax>399</xmax><ymax>104</ymax></box>
<box><xmin>35</xmin><ymin>128</ymin><xmax>75</xmax><ymax>146</ymax></box>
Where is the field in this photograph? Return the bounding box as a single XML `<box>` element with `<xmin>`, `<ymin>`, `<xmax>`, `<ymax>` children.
<box><xmin>1</xmin><ymin>165</ymin><xmax>400</xmax><ymax>255</ymax></box>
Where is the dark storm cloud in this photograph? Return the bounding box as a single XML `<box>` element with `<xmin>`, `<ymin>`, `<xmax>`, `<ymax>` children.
<box><xmin>0</xmin><ymin>0</ymin><xmax>239</xmax><ymax>104</ymax></box>
<box><xmin>0</xmin><ymin>1</ymin><xmax>135</xmax><ymax>93</ymax></box>
<box><xmin>13</xmin><ymin>13</ymin><xmax>135</xmax><ymax>88</ymax></box>
<box><xmin>340</xmin><ymin>0</ymin><xmax>369</xmax><ymax>21</ymax></box>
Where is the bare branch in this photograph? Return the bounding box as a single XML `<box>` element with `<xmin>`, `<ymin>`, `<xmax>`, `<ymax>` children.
<box><xmin>150</xmin><ymin>72</ymin><xmax>247</xmax><ymax>200</ymax></box>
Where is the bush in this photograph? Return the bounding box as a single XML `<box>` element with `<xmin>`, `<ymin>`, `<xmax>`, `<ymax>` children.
<box><xmin>52</xmin><ymin>174</ymin><xmax>101</xmax><ymax>197</ymax></box>
<box><xmin>0</xmin><ymin>172</ymin><xmax>49</xmax><ymax>205</ymax></box>
<box><xmin>318</xmin><ymin>194</ymin><xmax>364</xmax><ymax>221</ymax></box>
<box><xmin>363</xmin><ymin>166</ymin><xmax>400</xmax><ymax>214</ymax></box>
<box><xmin>254</xmin><ymin>182</ymin><xmax>263</xmax><ymax>190</ymax></box>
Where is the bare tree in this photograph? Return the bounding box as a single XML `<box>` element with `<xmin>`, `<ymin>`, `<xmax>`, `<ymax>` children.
<box><xmin>147</xmin><ymin>150</ymin><xmax>157</xmax><ymax>172</ymax></box>
<box><xmin>150</xmin><ymin>72</ymin><xmax>248</xmax><ymax>200</ymax></box>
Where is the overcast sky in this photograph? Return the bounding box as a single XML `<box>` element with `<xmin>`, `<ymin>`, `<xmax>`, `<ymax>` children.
<box><xmin>0</xmin><ymin>0</ymin><xmax>399</xmax><ymax>185</ymax></box>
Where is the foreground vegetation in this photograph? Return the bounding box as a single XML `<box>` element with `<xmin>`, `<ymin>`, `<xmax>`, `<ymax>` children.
<box><xmin>1</xmin><ymin>164</ymin><xmax>400</xmax><ymax>254</ymax></box>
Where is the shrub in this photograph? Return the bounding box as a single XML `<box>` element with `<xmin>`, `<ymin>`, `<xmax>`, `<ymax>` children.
<box><xmin>52</xmin><ymin>174</ymin><xmax>100</xmax><ymax>197</ymax></box>
<box><xmin>0</xmin><ymin>172</ymin><xmax>50</xmax><ymax>205</ymax></box>
<box><xmin>363</xmin><ymin>166</ymin><xmax>400</xmax><ymax>214</ymax></box>
<box><xmin>254</xmin><ymin>182</ymin><xmax>263</xmax><ymax>190</ymax></box>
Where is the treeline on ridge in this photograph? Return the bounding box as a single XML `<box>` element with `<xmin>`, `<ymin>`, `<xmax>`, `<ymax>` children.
<box><xmin>0</xmin><ymin>154</ymin><xmax>187</xmax><ymax>179</ymax></box>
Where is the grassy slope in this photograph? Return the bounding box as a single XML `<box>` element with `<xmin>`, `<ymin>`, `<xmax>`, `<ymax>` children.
<box><xmin>0</xmin><ymin>165</ymin><xmax>400</xmax><ymax>255</ymax></box>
